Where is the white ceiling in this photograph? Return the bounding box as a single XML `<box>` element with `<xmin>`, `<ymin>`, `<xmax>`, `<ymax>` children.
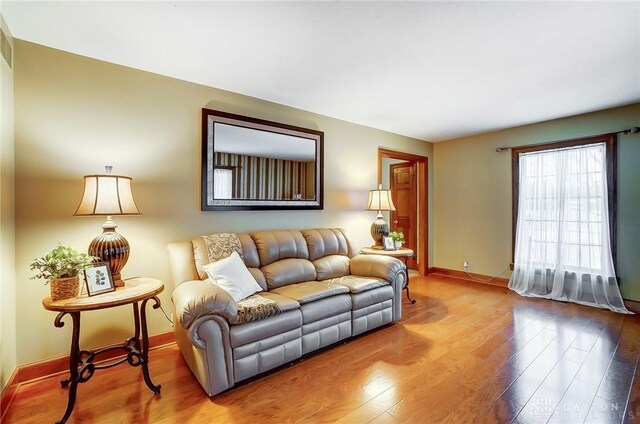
<box><xmin>2</xmin><ymin>1</ymin><xmax>639</xmax><ymax>142</ymax></box>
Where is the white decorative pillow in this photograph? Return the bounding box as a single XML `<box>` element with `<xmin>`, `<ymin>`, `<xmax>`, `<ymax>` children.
<box><xmin>201</xmin><ymin>251</ymin><xmax>263</xmax><ymax>302</ymax></box>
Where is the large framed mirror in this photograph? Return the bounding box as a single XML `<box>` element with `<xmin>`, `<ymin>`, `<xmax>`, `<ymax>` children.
<box><xmin>201</xmin><ymin>109</ymin><xmax>324</xmax><ymax>210</ymax></box>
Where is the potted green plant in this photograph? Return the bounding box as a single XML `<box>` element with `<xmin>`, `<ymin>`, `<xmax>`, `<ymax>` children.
<box><xmin>388</xmin><ymin>231</ymin><xmax>405</xmax><ymax>250</ymax></box>
<box><xmin>30</xmin><ymin>243</ymin><xmax>96</xmax><ymax>301</ymax></box>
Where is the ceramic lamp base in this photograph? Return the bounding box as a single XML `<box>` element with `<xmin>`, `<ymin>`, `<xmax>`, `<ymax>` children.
<box><xmin>88</xmin><ymin>223</ymin><xmax>129</xmax><ymax>287</ymax></box>
<box><xmin>370</xmin><ymin>214</ymin><xmax>389</xmax><ymax>248</ymax></box>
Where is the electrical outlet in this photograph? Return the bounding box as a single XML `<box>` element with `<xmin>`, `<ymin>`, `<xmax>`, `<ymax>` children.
<box><xmin>463</xmin><ymin>261</ymin><xmax>469</xmax><ymax>270</ymax></box>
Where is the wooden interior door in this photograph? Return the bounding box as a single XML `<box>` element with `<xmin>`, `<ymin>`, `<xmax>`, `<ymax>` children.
<box><xmin>390</xmin><ymin>162</ymin><xmax>417</xmax><ymax>269</ymax></box>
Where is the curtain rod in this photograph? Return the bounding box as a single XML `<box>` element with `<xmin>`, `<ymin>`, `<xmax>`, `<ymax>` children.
<box><xmin>495</xmin><ymin>127</ymin><xmax>640</xmax><ymax>152</ymax></box>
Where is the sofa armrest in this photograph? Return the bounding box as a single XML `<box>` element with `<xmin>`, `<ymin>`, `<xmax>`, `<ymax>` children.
<box><xmin>172</xmin><ymin>286</ymin><xmax>235</xmax><ymax>395</ymax></box>
<box><xmin>172</xmin><ymin>280</ymin><xmax>237</xmax><ymax>330</ymax></box>
<box><xmin>350</xmin><ymin>254</ymin><xmax>405</xmax><ymax>281</ymax></box>
<box><xmin>351</xmin><ymin>254</ymin><xmax>406</xmax><ymax>321</ymax></box>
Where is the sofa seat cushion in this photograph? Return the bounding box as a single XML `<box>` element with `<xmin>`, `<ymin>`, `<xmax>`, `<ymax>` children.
<box><xmin>300</xmin><ymin>294</ymin><xmax>352</xmax><ymax>324</ymax></box>
<box><xmin>259</xmin><ymin>292</ymin><xmax>300</xmax><ymax>312</ymax></box>
<box><xmin>323</xmin><ymin>275</ymin><xmax>389</xmax><ymax>294</ymax></box>
<box><xmin>271</xmin><ymin>281</ymin><xmax>349</xmax><ymax>304</ymax></box>
<box><xmin>230</xmin><ymin>310</ymin><xmax>302</xmax><ymax>348</ymax></box>
<box><xmin>351</xmin><ymin>285</ymin><xmax>394</xmax><ymax>310</ymax></box>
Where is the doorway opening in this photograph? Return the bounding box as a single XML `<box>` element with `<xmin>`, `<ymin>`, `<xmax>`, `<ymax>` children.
<box><xmin>378</xmin><ymin>148</ymin><xmax>428</xmax><ymax>275</ymax></box>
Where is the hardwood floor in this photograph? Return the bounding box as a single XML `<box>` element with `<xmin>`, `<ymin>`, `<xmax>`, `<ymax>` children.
<box><xmin>4</xmin><ymin>275</ymin><xmax>640</xmax><ymax>423</ymax></box>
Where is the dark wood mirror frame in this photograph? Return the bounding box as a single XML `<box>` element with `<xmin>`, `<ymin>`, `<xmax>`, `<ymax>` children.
<box><xmin>201</xmin><ymin>108</ymin><xmax>324</xmax><ymax>211</ymax></box>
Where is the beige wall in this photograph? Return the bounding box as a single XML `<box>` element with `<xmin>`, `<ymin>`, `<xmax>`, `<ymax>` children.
<box><xmin>0</xmin><ymin>12</ymin><xmax>16</xmax><ymax>390</ymax></box>
<box><xmin>13</xmin><ymin>40</ymin><xmax>433</xmax><ymax>365</ymax></box>
<box><xmin>433</xmin><ymin>103</ymin><xmax>640</xmax><ymax>300</ymax></box>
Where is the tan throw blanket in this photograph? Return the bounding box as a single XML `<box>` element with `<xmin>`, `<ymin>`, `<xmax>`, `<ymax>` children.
<box><xmin>234</xmin><ymin>294</ymin><xmax>281</xmax><ymax>324</ymax></box>
<box><xmin>201</xmin><ymin>232</ymin><xmax>244</xmax><ymax>263</ymax></box>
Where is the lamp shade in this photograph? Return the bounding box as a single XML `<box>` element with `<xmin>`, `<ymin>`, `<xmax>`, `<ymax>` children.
<box><xmin>74</xmin><ymin>175</ymin><xmax>141</xmax><ymax>216</ymax></box>
<box><xmin>365</xmin><ymin>185</ymin><xmax>396</xmax><ymax>212</ymax></box>
<box><xmin>74</xmin><ymin>171</ymin><xmax>140</xmax><ymax>287</ymax></box>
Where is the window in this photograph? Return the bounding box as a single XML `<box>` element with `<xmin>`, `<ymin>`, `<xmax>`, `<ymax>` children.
<box><xmin>213</xmin><ymin>167</ymin><xmax>234</xmax><ymax>199</ymax></box>
<box><xmin>509</xmin><ymin>134</ymin><xmax>629</xmax><ymax>313</ymax></box>
<box><xmin>512</xmin><ymin>135</ymin><xmax>617</xmax><ymax>272</ymax></box>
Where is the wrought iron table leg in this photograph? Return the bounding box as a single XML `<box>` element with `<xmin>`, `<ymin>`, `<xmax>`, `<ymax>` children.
<box><xmin>405</xmin><ymin>285</ymin><xmax>416</xmax><ymax>304</ymax></box>
<box><xmin>402</xmin><ymin>263</ymin><xmax>416</xmax><ymax>304</ymax></box>
<box><xmin>140</xmin><ymin>297</ymin><xmax>162</xmax><ymax>394</ymax></box>
<box><xmin>54</xmin><ymin>311</ymin><xmax>81</xmax><ymax>424</ymax></box>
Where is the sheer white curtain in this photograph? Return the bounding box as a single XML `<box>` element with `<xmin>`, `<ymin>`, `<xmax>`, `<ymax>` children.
<box><xmin>509</xmin><ymin>143</ymin><xmax>630</xmax><ymax>314</ymax></box>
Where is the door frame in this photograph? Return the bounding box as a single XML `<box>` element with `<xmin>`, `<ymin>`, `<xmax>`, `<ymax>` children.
<box><xmin>378</xmin><ymin>148</ymin><xmax>428</xmax><ymax>275</ymax></box>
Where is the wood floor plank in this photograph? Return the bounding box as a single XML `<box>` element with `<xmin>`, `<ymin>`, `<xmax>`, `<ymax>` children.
<box><xmin>585</xmin><ymin>396</ymin><xmax>626</xmax><ymax>423</ymax></box>
<box><xmin>307</xmin><ymin>299</ymin><xmax>515</xmax><ymax>423</ymax></box>
<box><xmin>515</xmin><ymin>354</ymin><xmax>582</xmax><ymax>423</ymax></box>
<box><xmin>381</xmin><ymin>308</ymin><xmax>516</xmax><ymax>422</ymax></box>
<box><xmin>438</xmin><ymin>296</ymin><xmax>626</xmax><ymax>424</ymax></box>
<box><xmin>368</xmin><ymin>411</ymin><xmax>401</xmax><ymax>424</ymax></box>
<box><xmin>333</xmin><ymin>387</ymin><xmax>399</xmax><ymax>424</ymax></box>
<box><xmin>623</xmin><ymin>351</ymin><xmax>640</xmax><ymax>424</ymax></box>
<box><xmin>4</xmin><ymin>275</ymin><xmax>640</xmax><ymax>424</ymax></box>
<box><xmin>548</xmin><ymin>379</ymin><xmax>600</xmax><ymax>424</ymax></box>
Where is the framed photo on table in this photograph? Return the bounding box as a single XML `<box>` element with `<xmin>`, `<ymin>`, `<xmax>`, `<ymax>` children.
<box><xmin>84</xmin><ymin>262</ymin><xmax>116</xmax><ymax>296</ymax></box>
<box><xmin>382</xmin><ymin>236</ymin><xmax>395</xmax><ymax>251</ymax></box>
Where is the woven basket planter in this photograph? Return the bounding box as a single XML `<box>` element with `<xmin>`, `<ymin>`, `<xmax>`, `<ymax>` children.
<box><xmin>50</xmin><ymin>276</ymin><xmax>80</xmax><ymax>301</ymax></box>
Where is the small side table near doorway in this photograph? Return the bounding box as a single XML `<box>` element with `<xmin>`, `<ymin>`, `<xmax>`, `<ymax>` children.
<box><xmin>360</xmin><ymin>247</ymin><xmax>416</xmax><ymax>304</ymax></box>
<box><xmin>42</xmin><ymin>277</ymin><xmax>164</xmax><ymax>424</ymax></box>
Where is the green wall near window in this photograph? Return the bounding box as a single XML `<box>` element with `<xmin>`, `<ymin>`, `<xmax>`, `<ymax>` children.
<box><xmin>617</xmin><ymin>120</ymin><xmax>640</xmax><ymax>300</ymax></box>
<box><xmin>434</xmin><ymin>103</ymin><xmax>640</xmax><ymax>301</ymax></box>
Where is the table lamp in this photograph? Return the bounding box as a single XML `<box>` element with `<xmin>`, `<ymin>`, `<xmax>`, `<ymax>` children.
<box><xmin>365</xmin><ymin>184</ymin><xmax>396</xmax><ymax>248</ymax></box>
<box><xmin>74</xmin><ymin>166</ymin><xmax>141</xmax><ymax>287</ymax></box>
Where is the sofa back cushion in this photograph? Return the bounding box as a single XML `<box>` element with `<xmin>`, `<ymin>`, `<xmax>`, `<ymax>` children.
<box><xmin>312</xmin><ymin>255</ymin><xmax>350</xmax><ymax>280</ymax></box>
<box><xmin>301</xmin><ymin>228</ymin><xmax>356</xmax><ymax>260</ymax></box>
<box><xmin>251</xmin><ymin>230</ymin><xmax>309</xmax><ymax>266</ymax></box>
<box><xmin>188</xmin><ymin>228</ymin><xmax>355</xmax><ymax>290</ymax></box>
<box><xmin>261</xmin><ymin>258</ymin><xmax>317</xmax><ymax>289</ymax></box>
<box><xmin>238</xmin><ymin>234</ymin><xmax>267</xmax><ymax>290</ymax></box>
<box><xmin>237</xmin><ymin>233</ymin><xmax>260</xmax><ymax>267</ymax></box>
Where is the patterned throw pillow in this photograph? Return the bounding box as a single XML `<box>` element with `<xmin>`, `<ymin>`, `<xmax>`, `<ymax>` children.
<box><xmin>201</xmin><ymin>233</ymin><xmax>244</xmax><ymax>263</ymax></box>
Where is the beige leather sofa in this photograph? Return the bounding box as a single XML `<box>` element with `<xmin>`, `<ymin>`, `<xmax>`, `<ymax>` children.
<box><xmin>168</xmin><ymin>228</ymin><xmax>407</xmax><ymax>396</ymax></box>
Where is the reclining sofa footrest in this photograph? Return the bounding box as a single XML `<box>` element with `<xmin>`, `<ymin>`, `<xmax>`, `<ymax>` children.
<box><xmin>302</xmin><ymin>311</ymin><xmax>352</xmax><ymax>354</ymax></box>
<box><xmin>352</xmin><ymin>299</ymin><xmax>393</xmax><ymax>336</ymax></box>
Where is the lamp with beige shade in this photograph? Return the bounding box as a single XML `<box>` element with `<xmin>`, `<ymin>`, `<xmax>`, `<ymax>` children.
<box><xmin>74</xmin><ymin>166</ymin><xmax>141</xmax><ymax>287</ymax></box>
<box><xmin>365</xmin><ymin>184</ymin><xmax>396</xmax><ymax>249</ymax></box>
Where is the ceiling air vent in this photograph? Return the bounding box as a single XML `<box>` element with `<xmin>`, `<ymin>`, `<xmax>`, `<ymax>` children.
<box><xmin>0</xmin><ymin>28</ymin><xmax>12</xmax><ymax>68</ymax></box>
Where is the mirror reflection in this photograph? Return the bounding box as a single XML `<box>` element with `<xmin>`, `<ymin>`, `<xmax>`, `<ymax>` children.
<box><xmin>202</xmin><ymin>109</ymin><xmax>323</xmax><ymax>210</ymax></box>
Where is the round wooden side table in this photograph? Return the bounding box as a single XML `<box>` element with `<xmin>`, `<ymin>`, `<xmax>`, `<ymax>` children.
<box><xmin>42</xmin><ymin>277</ymin><xmax>164</xmax><ymax>424</ymax></box>
<box><xmin>360</xmin><ymin>247</ymin><xmax>416</xmax><ymax>304</ymax></box>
